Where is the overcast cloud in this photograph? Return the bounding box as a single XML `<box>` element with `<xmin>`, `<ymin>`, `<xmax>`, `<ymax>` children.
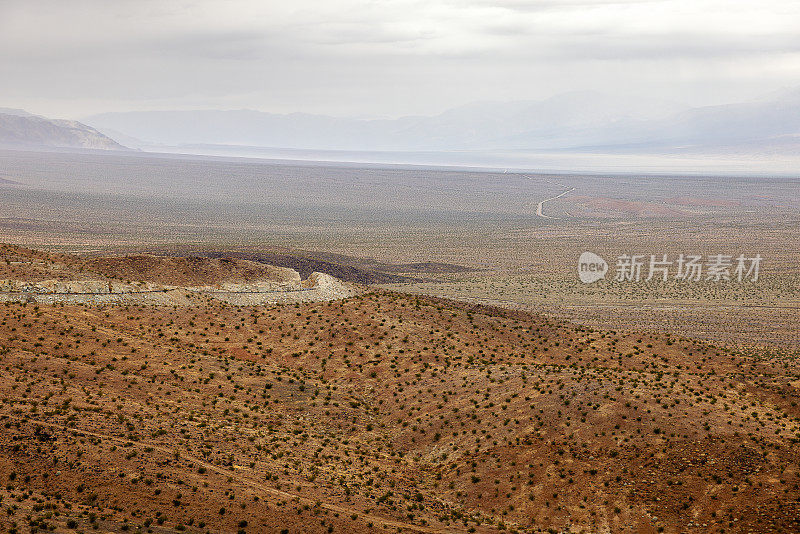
<box><xmin>1</xmin><ymin>0</ymin><xmax>799</xmax><ymax>118</ymax></box>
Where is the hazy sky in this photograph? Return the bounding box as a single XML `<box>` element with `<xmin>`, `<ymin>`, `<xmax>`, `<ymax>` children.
<box><xmin>2</xmin><ymin>0</ymin><xmax>799</xmax><ymax>119</ymax></box>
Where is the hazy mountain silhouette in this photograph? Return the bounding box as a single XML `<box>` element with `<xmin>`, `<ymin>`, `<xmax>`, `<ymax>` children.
<box><xmin>0</xmin><ymin>111</ymin><xmax>128</xmax><ymax>151</ymax></box>
<box><xmin>82</xmin><ymin>89</ymin><xmax>800</xmax><ymax>154</ymax></box>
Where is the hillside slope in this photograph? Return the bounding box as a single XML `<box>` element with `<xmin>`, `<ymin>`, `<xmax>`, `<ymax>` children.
<box><xmin>0</xmin><ymin>112</ymin><xmax>127</xmax><ymax>150</ymax></box>
<box><xmin>0</xmin><ymin>246</ymin><xmax>798</xmax><ymax>533</ymax></box>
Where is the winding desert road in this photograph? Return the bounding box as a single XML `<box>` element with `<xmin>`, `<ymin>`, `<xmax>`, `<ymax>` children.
<box><xmin>536</xmin><ymin>187</ymin><xmax>575</xmax><ymax>219</ymax></box>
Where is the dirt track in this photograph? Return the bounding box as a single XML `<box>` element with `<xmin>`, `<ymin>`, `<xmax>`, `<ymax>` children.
<box><xmin>9</xmin><ymin>416</ymin><xmax>448</xmax><ymax>534</ymax></box>
<box><xmin>535</xmin><ymin>187</ymin><xmax>575</xmax><ymax>219</ymax></box>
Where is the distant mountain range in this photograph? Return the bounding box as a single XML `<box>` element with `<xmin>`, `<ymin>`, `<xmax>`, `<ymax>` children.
<box><xmin>0</xmin><ymin>109</ymin><xmax>126</xmax><ymax>151</ymax></box>
<box><xmin>5</xmin><ymin>88</ymin><xmax>800</xmax><ymax>158</ymax></box>
<box><xmin>81</xmin><ymin>89</ymin><xmax>800</xmax><ymax>154</ymax></box>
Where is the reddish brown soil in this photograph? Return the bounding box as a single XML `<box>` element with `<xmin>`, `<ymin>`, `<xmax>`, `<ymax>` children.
<box><xmin>0</xmin><ymin>246</ymin><xmax>799</xmax><ymax>533</ymax></box>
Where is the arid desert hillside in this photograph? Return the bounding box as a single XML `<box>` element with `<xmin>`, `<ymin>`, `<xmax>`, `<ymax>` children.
<box><xmin>0</xmin><ymin>246</ymin><xmax>798</xmax><ymax>533</ymax></box>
